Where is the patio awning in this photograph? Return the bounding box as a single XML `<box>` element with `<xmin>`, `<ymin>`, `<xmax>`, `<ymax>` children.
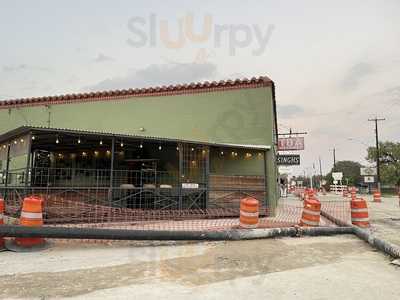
<box><xmin>0</xmin><ymin>126</ymin><xmax>271</xmax><ymax>150</ymax></box>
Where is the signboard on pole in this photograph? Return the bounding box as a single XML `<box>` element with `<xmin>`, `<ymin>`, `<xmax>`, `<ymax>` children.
<box><xmin>277</xmin><ymin>154</ymin><xmax>301</xmax><ymax>165</ymax></box>
<box><xmin>332</xmin><ymin>172</ymin><xmax>343</xmax><ymax>181</ymax></box>
<box><xmin>360</xmin><ymin>167</ymin><xmax>377</xmax><ymax>176</ymax></box>
<box><xmin>364</xmin><ymin>176</ymin><xmax>375</xmax><ymax>183</ymax></box>
<box><xmin>278</xmin><ymin>137</ymin><xmax>305</xmax><ymax>151</ymax></box>
<box><xmin>278</xmin><ymin>166</ymin><xmax>293</xmax><ymax>174</ymax></box>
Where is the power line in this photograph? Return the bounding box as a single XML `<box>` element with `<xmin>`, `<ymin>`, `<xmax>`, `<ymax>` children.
<box><xmin>368</xmin><ymin>117</ymin><xmax>385</xmax><ymax>191</ymax></box>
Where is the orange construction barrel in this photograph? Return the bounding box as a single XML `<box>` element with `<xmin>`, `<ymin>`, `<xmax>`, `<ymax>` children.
<box><xmin>351</xmin><ymin>198</ymin><xmax>369</xmax><ymax>228</ymax></box>
<box><xmin>6</xmin><ymin>196</ymin><xmax>48</xmax><ymax>252</ymax></box>
<box><xmin>239</xmin><ymin>197</ymin><xmax>259</xmax><ymax>229</ymax></box>
<box><xmin>300</xmin><ymin>198</ymin><xmax>321</xmax><ymax>227</ymax></box>
<box><xmin>373</xmin><ymin>191</ymin><xmax>381</xmax><ymax>203</ymax></box>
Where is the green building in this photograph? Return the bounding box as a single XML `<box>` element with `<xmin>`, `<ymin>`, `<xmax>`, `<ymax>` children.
<box><xmin>0</xmin><ymin>76</ymin><xmax>279</xmax><ymax>221</ymax></box>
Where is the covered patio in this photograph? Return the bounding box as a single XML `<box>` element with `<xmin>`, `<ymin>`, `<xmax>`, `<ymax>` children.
<box><xmin>0</xmin><ymin>126</ymin><xmax>268</xmax><ymax>223</ymax></box>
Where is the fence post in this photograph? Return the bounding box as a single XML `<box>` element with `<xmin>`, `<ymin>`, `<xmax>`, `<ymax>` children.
<box><xmin>108</xmin><ymin>137</ymin><xmax>115</xmax><ymax>206</ymax></box>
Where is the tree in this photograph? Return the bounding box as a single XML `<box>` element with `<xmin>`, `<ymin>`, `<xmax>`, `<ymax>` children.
<box><xmin>367</xmin><ymin>141</ymin><xmax>400</xmax><ymax>188</ymax></box>
<box><xmin>326</xmin><ymin>160</ymin><xmax>363</xmax><ymax>186</ymax></box>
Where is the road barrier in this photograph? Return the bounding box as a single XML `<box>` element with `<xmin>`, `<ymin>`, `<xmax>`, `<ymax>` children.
<box><xmin>6</xmin><ymin>196</ymin><xmax>48</xmax><ymax>252</ymax></box>
<box><xmin>351</xmin><ymin>198</ymin><xmax>369</xmax><ymax>228</ymax></box>
<box><xmin>373</xmin><ymin>191</ymin><xmax>381</xmax><ymax>203</ymax></box>
<box><xmin>300</xmin><ymin>198</ymin><xmax>321</xmax><ymax>227</ymax></box>
<box><xmin>239</xmin><ymin>197</ymin><xmax>259</xmax><ymax>229</ymax></box>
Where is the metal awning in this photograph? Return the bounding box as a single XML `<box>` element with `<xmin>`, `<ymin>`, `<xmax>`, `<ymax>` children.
<box><xmin>0</xmin><ymin>126</ymin><xmax>271</xmax><ymax>150</ymax></box>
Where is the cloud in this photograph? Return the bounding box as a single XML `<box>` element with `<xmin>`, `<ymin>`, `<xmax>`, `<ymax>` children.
<box><xmin>277</xmin><ymin>104</ymin><xmax>305</xmax><ymax>119</ymax></box>
<box><xmin>2</xmin><ymin>64</ymin><xmax>51</xmax><ymax>72</ymax></box>
<box><xmin>87</xmin><ymin>62</ymin><xmax>217</xmax><ymax>91</ymax></box>
<box><xmin>340</xmin><ymin>62</ymin><xmax>375</xmax><ymax>91</ymax></box>
<box><xmin>375</xmin><ymin>86</ymin><xmax>400</xmax><ymax>105</ymax></box>
<box><xmin>93</xmin><ymin>53</ymin><xmax>115</xmax><ymax>63</ymax></box>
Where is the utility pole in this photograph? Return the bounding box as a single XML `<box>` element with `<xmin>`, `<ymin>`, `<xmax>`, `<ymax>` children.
<box><xmin>368</xmin><ymin>117</ymin><xmax>385</xmax><ymax>192</ymax></box>
<box><xmin>319</xmin><ymin>157</ymin><xmax>323</xmax><ymax>187</ymax></box>
<box><xmin>332</xmin><ymin>148</ymin><xmax>336</xmax><ymax>170</ymax></box>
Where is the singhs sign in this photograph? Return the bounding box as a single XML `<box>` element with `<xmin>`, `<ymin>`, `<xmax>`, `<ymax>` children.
<box><xmin>278</xmin><ymin>137</ymin><xmax>305</xmax><ymax>151</ymax></box>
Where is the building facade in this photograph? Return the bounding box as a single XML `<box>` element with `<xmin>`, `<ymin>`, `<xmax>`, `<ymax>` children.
<box><xmin>0</xmin><ymin>76</ymin><xmax>279</xmax><ymax>221</ymax></box>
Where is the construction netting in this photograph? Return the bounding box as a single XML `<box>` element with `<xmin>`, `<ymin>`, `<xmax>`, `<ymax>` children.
<box><xmin>2</xmin><ymin>187</ymin><xmax>351</xmax><ymax>233</ymax></box>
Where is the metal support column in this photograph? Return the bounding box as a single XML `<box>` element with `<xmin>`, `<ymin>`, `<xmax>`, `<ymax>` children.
<box><xmin>4</xmin><ymin>143</ymin><xmax>11</xmax><ymax>189</ymax></box>
<box><xmin>108</xmin><ymin>136</ymin><xmax>115</xmax><ymax>205</ymax></box>
<box><xmin>205</xmin><ymin>146</ymin><xmax>210</xmax><ymax>208</ymax></box>
<box><xmin>24</xmin><ymin>133</ymin><xmax>32</xmax><ymax>188</ymax></box>
<box><xmin>178</xmin><ymin>142</ymin><xmax>183</xmax><ymax>210</ymax></box>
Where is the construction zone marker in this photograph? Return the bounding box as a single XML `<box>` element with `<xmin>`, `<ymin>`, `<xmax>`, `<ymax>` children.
<box><xmin>300</xmin><ymin>198</ymin><xmax>321</xmax><ymax>227</ymax></box>
<box><xmin>351</xmin><ymin>198</ymin><xmax>369</xmax><ymax>228</ymax></box>
<box><xmin>6</xmin><ymin>196</ymin><xmax>49</xmax><ymax>252</ymax></box>
<box><xmin>239</xmin><ymin>197</ymin><xmax>259</xmax><ymax>229</ymax></box>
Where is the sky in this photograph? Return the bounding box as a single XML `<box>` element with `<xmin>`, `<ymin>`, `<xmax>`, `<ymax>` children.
<box><xmin>1</xmin><ymin>0</ymin><xmax>399</xmax><ymax>175</ymax></box>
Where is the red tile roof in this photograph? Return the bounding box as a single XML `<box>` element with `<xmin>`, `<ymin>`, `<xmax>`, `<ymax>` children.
<box><xmin>0</xmin><ymin>76</ymin><xmax>273</xmax><ymax>109</ymax></box>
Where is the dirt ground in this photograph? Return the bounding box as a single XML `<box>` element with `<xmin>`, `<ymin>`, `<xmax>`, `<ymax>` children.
<box><xmin>1</xmin><ymin>194</ymin><xmax>400</xmax><ymax>299</ymax></box>
<box><xmin>1</xmin><ymin>234</ymin><xmax>399</xmax><ymax>300</ymax></box>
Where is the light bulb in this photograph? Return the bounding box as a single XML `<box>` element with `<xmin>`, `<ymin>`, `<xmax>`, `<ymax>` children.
<box><xmin>159</xmin><ymin>145</ymin><xmax>162</xmax><ymax>150</ymax></box>
<box><xmin>140</xmin><ymin>143</ymin><xmax>143</xmax><ymax>148</ymax></box>
<box><xmin>99</xmin><ymin>140</ymin><xmax>103</xmax><ymax>145</ymax></box>
<box><xmin>56</xmin><ymin>138</ymin><xmax>59</xmax><ymax>144</ymax></box>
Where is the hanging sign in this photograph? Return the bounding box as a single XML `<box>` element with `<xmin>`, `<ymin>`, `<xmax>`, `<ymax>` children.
<box><xmin>278</xmin><ymin>137</ymin><xmax>305</xmax><ymax>151</ymax></box>
<box><xmin>364</xmin><ymin>176</ymin><xmax>375</xmax><ymax>183</ymax></box>
<box><xmin>277</xmin><ymin>154</ymin><xmax>300</xmax><ymax>165</ymax></box>
<box><xmin>332</xmin><ymin>172</ymin><xmax>343</xmax><ymax>181</ymax></box>
<box><xmin>360</xmin><ymin>167</ymin><xmax>377</xmax><ymax>176</ymax></box>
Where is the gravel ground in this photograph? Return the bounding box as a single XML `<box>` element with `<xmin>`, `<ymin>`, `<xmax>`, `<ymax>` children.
<box><xmin>0</xmin><ymin>235</ymin><xmax>399</xmax><ymax>299</ymax></box>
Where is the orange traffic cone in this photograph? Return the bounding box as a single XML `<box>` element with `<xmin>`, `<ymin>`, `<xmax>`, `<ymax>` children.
<box><xmin>6</xmin><ymin>196</ymin><xmax>48</xmax><ymax>252</ymax></box>
<box><xmin>0</xmin><ymin>198</ymin><xmax>5</xmax><ymax>251</ymax></box>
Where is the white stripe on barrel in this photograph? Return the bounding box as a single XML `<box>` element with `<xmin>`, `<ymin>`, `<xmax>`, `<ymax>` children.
<box><xmin>21</xmin><ymin>211</ymin><xmax>43</xmax><ymax>219</ymax></box>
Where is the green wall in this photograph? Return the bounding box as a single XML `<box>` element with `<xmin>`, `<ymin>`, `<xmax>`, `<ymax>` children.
<box><xmin>0</xmin><ymin>87</ymin><xmax>273</xmax><ymax>145</ymax></box>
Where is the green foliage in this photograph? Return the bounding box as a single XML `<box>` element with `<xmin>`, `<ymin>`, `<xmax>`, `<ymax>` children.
<box><xmin>366</xmin><ymin>141</ymin><xmax>400</xmax><ymax>186</ymax></box>
<box><xmin>325</xmin><ymin>160</ymin><xmax>363</xmax><ymax>186</ymax></box>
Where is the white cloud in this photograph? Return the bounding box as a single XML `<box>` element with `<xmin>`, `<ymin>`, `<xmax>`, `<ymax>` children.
<box><xmin>86</xmin><ymin>62</ymin><xmax>217</xmax><ymax>91</ymax></box>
